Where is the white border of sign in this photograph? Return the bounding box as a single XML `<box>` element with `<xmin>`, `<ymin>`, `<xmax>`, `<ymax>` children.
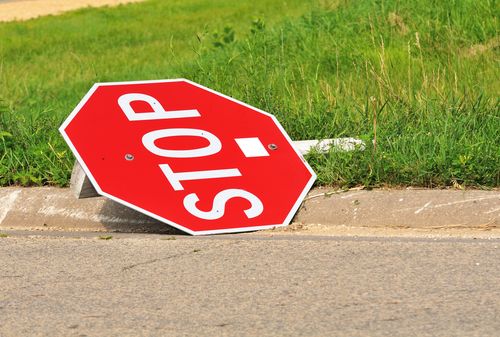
<box><xmin>59</xmin><ymin>79</ymin><xmax>316</xmax><ymax>235</ymax></box>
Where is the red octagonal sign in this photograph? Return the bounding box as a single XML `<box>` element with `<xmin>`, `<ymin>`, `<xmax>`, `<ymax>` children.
<box><xmin>60</xmin><ymin>79</ymin><xmax>316</xmax><ymax>235</ymax></box>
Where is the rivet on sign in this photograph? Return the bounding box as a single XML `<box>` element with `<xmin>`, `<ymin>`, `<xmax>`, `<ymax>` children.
<box><xmin>125</xmin><ymin>153</ymin><xmax>134</xmax><ymax>161</ymax></box>
<box><xmin>268</xmin><ymin>144</ymin><xmax>278</xmax><ymax>150</ymax></box>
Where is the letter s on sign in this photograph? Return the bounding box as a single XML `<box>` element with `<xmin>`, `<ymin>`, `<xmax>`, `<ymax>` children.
<box><xmin>183</xmin><ymin>189</ymin><xmax>264</xmax><ymax>220</ymax></box>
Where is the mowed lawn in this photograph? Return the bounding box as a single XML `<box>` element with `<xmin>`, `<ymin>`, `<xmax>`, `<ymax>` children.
<box><xmin>0</xmin><ymin>0</ymin><xmax>499</xmax><ymax>188</ymax></box>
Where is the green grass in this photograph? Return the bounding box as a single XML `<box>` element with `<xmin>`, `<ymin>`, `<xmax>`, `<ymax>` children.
<box><xmin>0</xmin><ymin>0</ymin><xmax>499</xmax><ymax>188</ymax></box>
<box><xmin>0</xmin><ymin>0</ymin><xmax>314</xmax><ymax>185</ymax></box>
<box><xmin>178</xmin><ymin>0</ymin><xmax>500</xmax><ymax>188</ymax></box>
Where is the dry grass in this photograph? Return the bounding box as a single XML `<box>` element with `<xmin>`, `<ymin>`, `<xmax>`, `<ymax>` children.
<box><xmin>464</xmin><ymin>36</ymin><xmax>500</xmax><ymax>57</ymax></box>
<box><xmin>388</xmin><ymin>12</ymin><xmax>408</xmax><ymax>35</ymax></box>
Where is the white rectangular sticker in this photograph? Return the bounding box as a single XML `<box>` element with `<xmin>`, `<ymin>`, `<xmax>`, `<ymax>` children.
<box><xmin>234</xmin><ymin>137</ymin><xmax>270</xmax><ymax>158</ymax></box>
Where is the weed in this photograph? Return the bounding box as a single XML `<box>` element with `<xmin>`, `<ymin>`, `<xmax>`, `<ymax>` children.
<box><xmin>211</xmin><ymin>26</ymin><xmax>235</xmax><ymax>48</ymax></box>
<box><xmin>99</xmin><ymin>235</ymin><xmax>113</xmax><ymax>240</ymax></box>
<box><xmin>250</xmin><ymin>18</ymin><xmax>266</xmax><ymax>34</ymax></box>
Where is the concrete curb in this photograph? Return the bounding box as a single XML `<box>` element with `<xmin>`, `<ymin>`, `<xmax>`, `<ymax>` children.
<box><xmin>289</xmin><ymin>187</ymin><xmax>500</xmax><ymax>238</ymax></box>
<box><xmin>0</xmin><ymin>187</ymin><xmax>499</xmax><ymax>237</ymax></box>
<box><xmin>0</xmin><ymin>187</ymin><xmax>177</xmax><ymax>234</ymax></box>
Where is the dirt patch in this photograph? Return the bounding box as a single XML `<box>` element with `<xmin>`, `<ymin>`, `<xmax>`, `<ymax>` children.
<box><xmin>0</xmin><ymin>0</ymin><xmax>145</xmax><ymax>22</ymax></box>
<box><xmin>265</xmin><ymin>222</ymin><xmax>500</xmax><ymax>239</ymax></box>
<box><xmin>388</xmin><ymin>12</ymin><xmax>408</xmax><ymax>35</ymax></box>
<box><xmin>464</xmin><ymin>36</ymin><xmax>500</xmax><ymax>57</ymax></box>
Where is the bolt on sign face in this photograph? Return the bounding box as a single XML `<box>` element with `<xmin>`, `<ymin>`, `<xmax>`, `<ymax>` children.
<box><xmin>60</xmin><ymin>79</ymin><xmax>316</xmax><ymax>235</ymax></box>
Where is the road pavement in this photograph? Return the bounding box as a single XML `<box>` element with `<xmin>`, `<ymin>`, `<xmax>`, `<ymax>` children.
<box><xmin>1</xmin><ymin>231</ymin><xmax>499</xmax><ymax>336</ymax></box>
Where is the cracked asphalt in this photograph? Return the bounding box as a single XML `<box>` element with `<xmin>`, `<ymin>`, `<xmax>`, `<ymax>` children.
<box><xmin>1</xmin><ymin>232</ymin><xmax>499</xmax><ymax>336</ymax></box>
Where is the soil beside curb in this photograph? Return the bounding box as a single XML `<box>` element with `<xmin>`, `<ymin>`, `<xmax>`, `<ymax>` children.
<box><xmin>0</xmin><ymin>187</ymin><xmax>498</xmax><ymax>237</ymax></box>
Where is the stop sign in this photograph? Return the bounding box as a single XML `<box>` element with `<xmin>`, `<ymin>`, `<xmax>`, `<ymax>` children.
<box><xmin>60</xmin><ymin>79</ymin><xmax>316</xmax><ymax>235</ymax></box>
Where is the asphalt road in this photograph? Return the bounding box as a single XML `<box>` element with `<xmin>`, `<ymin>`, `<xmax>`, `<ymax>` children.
<box><xmin>1</xmin><ymin>232</ymin><xmax>499</xmax><ymax>336</ymax></box>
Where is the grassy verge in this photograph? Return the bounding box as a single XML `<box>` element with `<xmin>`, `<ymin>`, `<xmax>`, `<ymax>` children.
<box><xmin>182</xmin><ymin>0</ymin><xmax>499</xmax><ymax>187</ymax></box>
<box><xmin>0</xmin><ymin>0</ymin><xmax>499</xmax><ymax>188</ymax></box>
<box><xmin>0</xmin><ymin>0</ymin><xmax>314</xmax><ymax>185</ymax></box>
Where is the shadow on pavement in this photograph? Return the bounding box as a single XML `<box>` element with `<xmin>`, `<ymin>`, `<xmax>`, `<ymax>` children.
<box><xmin>98</xmin><ymin>198</ymin><xmax>185</xmax><ymax>235</ymax></box>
